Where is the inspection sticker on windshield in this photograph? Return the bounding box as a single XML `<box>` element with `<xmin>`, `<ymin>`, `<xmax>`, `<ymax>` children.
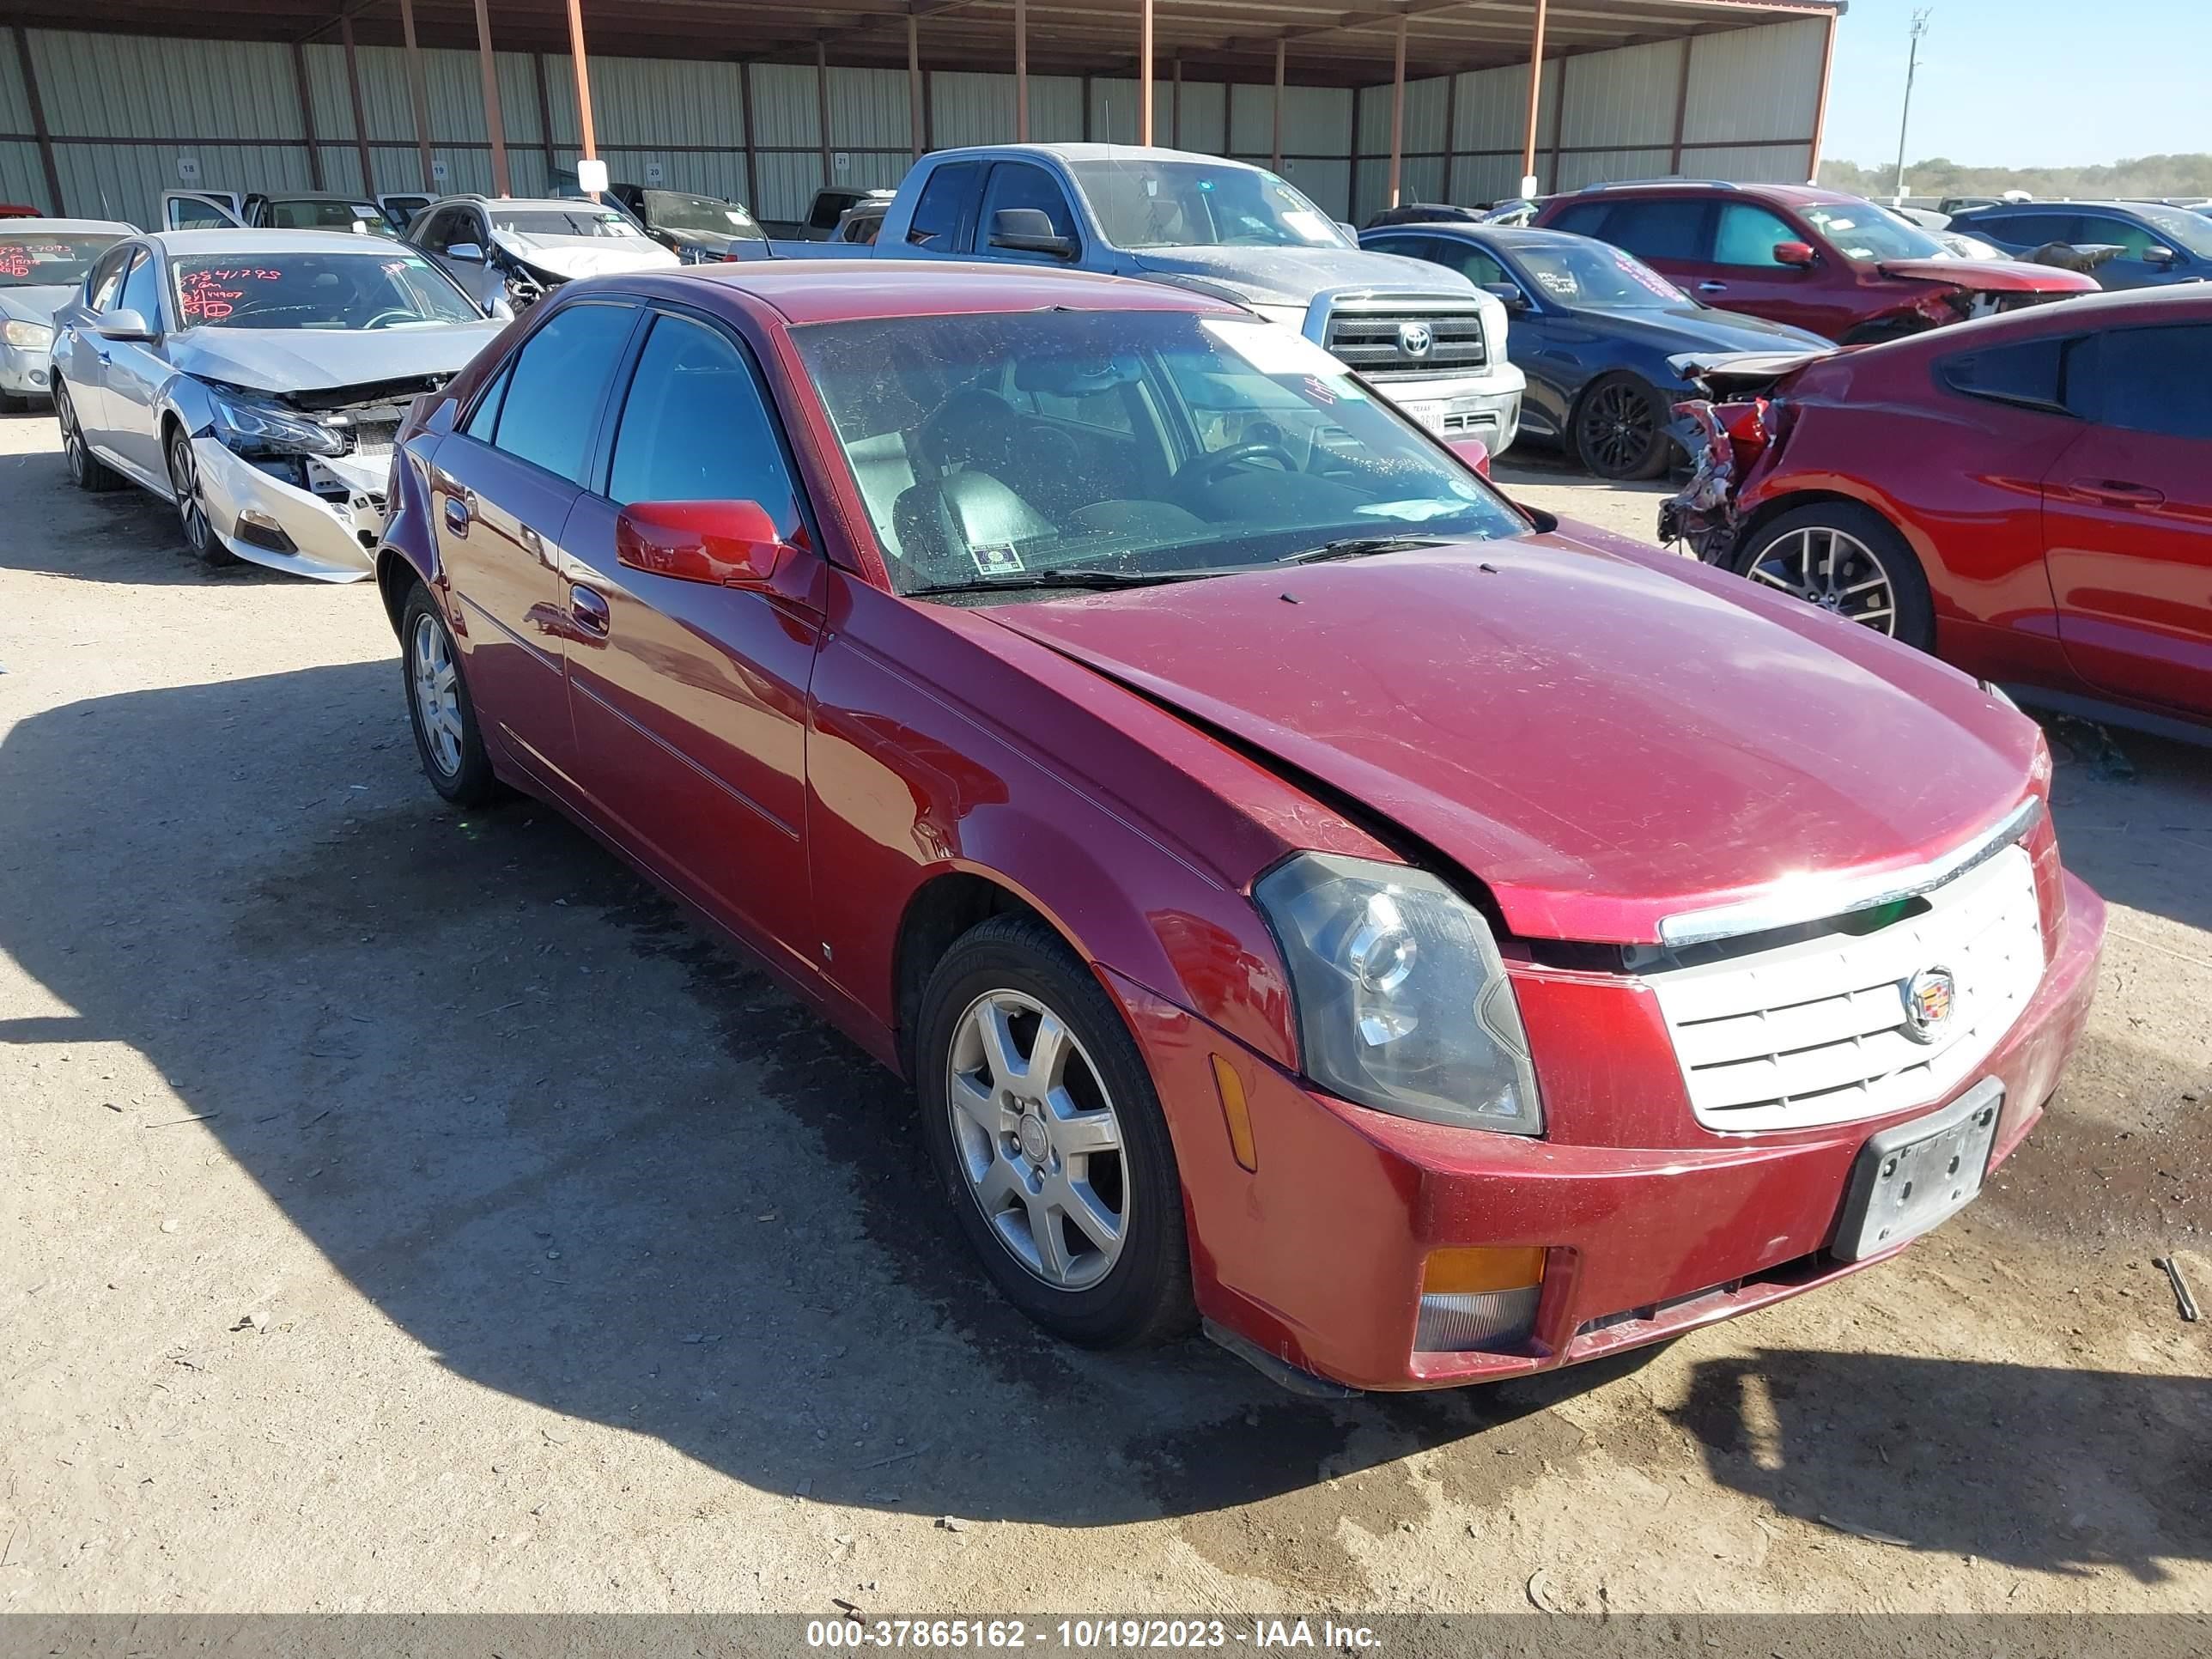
<box><xmin>1202</xmin><ymin>319</ymin><xmax>1364</xmax><ymax>392</ymax></box>
<box><xmin>969</xmin><ymin>543</ymin><xmax>1025</xmax><ymax>578</ymax></box>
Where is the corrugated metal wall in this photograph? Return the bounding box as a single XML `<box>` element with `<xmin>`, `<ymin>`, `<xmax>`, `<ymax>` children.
<box><xmin>1346</xmin><ymin>16</ymin><xmax>1826</xmax><ymax>223</ymax></box>
<box><xmin>0</xmin><ymin>15</ymin><xmax>1821</xmax><ymax>228</ymax></box>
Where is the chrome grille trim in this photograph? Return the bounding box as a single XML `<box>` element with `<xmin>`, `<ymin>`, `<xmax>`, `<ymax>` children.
<box><xmin>1321</xmin><ymin>299</ymin><xmax>1490</xmax><ymax>378</ymax></box>
<box><xmin>1645</xmin><ymin>845</ymin><xmax>2045</xmax><ymax>1133</ymax></box>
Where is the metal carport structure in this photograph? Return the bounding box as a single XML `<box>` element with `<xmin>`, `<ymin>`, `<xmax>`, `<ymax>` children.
<box><xmin>0</xmin><ymin>0</ymin><xmax>1840</xmax><ymax>225</ymax></box>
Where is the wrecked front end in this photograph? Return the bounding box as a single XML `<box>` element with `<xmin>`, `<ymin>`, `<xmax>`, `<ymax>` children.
<box><xmin>1656</xmin><ymin>349</ymin><xmax>1826</xmax><ymax>563</ymax></box>
<box><xmin>181</xmin><ymin>372</ymin><xmax>459</xmax><ymax>581</ymax></box>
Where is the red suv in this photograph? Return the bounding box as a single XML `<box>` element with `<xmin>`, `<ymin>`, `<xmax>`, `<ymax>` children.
<box><xmin>1536</xmin><ymin>181</ymin><xmax>2097</xmax><ymax>344</ymax></box>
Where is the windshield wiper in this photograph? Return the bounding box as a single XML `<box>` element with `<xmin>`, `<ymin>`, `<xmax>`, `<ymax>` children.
<box><xmin>1277</xmin><ymin>533</ymin><xmax>1447</xmax><ymax>565</ymax></box>
<box><xmin>904</xmin><ymin>568</ymin><xmax>1206</xmax><ymax>599</ymax></box>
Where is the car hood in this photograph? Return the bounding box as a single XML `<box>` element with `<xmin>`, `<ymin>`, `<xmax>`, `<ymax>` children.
<box><xmin>982</xmin><ymin>532</ymin><xmax>2039</xmax><ymax>945</ymax></box>
<box><xmin>166</xmin><ymin>322</ymin><xmax>507</xmax><ymax>396</ymax></box>
<box><xmin>1875</xmin><ymin>257</ymin><xmax>2097</xmax><ymax>293</ymax></box>
<box><xmin>1571</xmin><ymin>303</ymin><xmax>1833</xmax><ymax>365</ymax></box>
<box><xmin>492</xmin><ymin>234</ymin><xmax>680</xmax><ymax>282</ymax></box>
<box><xmin>1130</xmin><ymin>244</ymin><xmax>1478</xmax><ymax>309</ymax></box>
<box><xmin>0</xmin><ymin>285</ymin><xmax>76</xmax><ymax>326</ymax></box>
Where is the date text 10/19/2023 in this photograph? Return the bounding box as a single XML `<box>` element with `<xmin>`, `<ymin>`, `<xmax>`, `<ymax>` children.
<box><xmin>805</xmin><ymin>1619</ymin><xmax>1382</xmax><ymax>1650</ymax></box>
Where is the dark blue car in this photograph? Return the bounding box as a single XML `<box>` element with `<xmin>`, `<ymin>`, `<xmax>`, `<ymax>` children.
<box><xmin>1359</xmin><ymin>222</ymin><xmax>1830</xmax><ymax>478</ymax></box>
<box><xmin>1947</xmin><ymin>201</ymin><xmax>2212</xmax><ymax>291</ymax></box>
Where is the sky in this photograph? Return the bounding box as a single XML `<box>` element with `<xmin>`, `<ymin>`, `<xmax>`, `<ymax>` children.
<box><xmin>1820</xmin><ymin>0</ymin><xmax>2210</xmax><ymax>169</ymax></box>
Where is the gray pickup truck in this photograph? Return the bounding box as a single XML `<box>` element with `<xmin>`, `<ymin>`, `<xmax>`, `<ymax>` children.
<box><xmin>787</xmin><ymin>143</ymin><xmax>1524</xmax><ymax>451</ymax></box>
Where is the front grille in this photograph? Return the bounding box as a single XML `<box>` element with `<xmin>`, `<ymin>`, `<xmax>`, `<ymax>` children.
<box><xmin>1323</xmin><ymin>302</ymin><xmax>1487</xmax><ymax>380</ymax></box>
<box><xmin>1644</xmin><ymin>845</ymin><xmax>2044</xmax><ymax>1133</ymax></box>
<box><xmin>348</xmin><ymin>421</ymin><xmax>402</xmax><ymax>461</ymax></box>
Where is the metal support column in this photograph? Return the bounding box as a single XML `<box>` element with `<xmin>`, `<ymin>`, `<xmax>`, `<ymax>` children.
<box><xmin>567</xmin><ymin>0</ymin><xmax>599</xmax><ymax>198</ymax></box>
<box><xmin>339</xmin><ymin>14</ymin><xmax>376</xmax><ymax>197</ymax></box>
<box><xmin>471</xmin><ymin>0</ymin><xmax>512</xmax><ymax>197</ymax></box>
<box><xmin>291</xmin><ymin>41</ymin><xmax>325</xmax><ymax>190</ymax></box>
<box><xmin>1387</xmin><ymin>12</ymin><xmax>1406</xmax><ymax>209</ymax></box>
<box><xmin>1270</xmin><ymin>39</ymin><xmax>1284</xmax><ymax>173</ymax></box>
<box><xmin>1139</xmin><ymin>0</ymin><xmax>1153</xmax><ymax>145</ymax></box>
<box><xmin>1014</xmin><ymin>0</ymin><xmax>1029</xmax><ymax>143</ymax></box>
<box><xmin>908</xmin><ymin>15</ymin><xmax>924</xmax><ymax>159</ymax></box>
<box><xmin>1518</xmin><ymin>0</ymin><xmax>1547</xmax><ymax>198</ymax></box>
<box><xmin>398</xmin><ymin>0</ymin><xmax>436</xmax><ymax>191</ymax></box>
<box><xmin>1808</xmin><ymin>10</ymin><xmax>1838</xmax><ymax>179</ymax></box>
<box><xmin>12</xmin><ymin>24</ymin><xmax>64</xmax><ymax>215</ymax></box>
<box><xmin>815</xmin><ymin>39</ymin><xmax>831</xmax><ymax>185</ymax></box>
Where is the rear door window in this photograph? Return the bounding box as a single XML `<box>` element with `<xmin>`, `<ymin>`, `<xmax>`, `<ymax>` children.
<box><xmin>486</xmin><ymin>301</ymin><xmax>639</xmax><ymax>483</ymax></box>
<box><xmin>908</xmin><ymin>162</ymin><xmax>982</xmax><ymax>252</ymax></box>
<box><xmin>1596</xmin><ymin>199</ymin><xmax>1709</xmax><ymax>263</ymax></box>
<box><xmin>1977</xmin><ymin>212</ymin><xmax>2078</xmax><ymax>247</ymax></box>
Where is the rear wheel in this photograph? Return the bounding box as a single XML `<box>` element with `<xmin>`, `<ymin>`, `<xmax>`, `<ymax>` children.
<box><xmin>1572</xmin><ymin>373</ymin><xmax>1673</xmax><ymax>481</ymax></box>
<box><xmin>915</xmin><ymin>915</ymin><xmax>1194</xmax><ymax>1350</ymax></box>
<box><xmin>1732</xmin><ymin>501</ymin><xmax>1936</xmax><ymax>651</ymax></box>
<box><xmin>57</xmin><ymin>382</ymin><xmax>123</xmax><ymax>493</ymax></box>
<box><xmin>400</xmin><ymin>582</ymin><xmax>501</xmax><ymax>805</ymax></box>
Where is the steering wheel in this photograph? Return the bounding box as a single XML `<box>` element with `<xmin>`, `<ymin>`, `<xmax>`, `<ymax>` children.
<box><xmin>1173</xmin><ymin>441</ymin><xmax>1301</xmax><ymax>488</ymax></box>
<box><xmin>362</xmin><ymin>308</ymin><xmax>419</xmax><ymax>331</ymax></box>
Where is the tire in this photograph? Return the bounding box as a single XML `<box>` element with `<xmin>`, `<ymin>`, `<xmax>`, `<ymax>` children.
<box><xmin>166</xmin><ymin>423</ymin><xmax>235</xmax><ymax>567</ymax></box>
<box><xmin>1731</xmin><ymin>501</ymin><xmax>1936</xmax><ymax>651</ymax></box>
<box><xmin>915</xmin><ymin>914</ymin><xmax>1195</xmax><ymax>1350</ymax></box>
<box><xmin>1572</xmin><ymin>372</ymin><xmax>1673</xmax><ymax>482</ymax></box>
<box><xmin>399</xmin><ymin>581</ymin><xmax>501</xmax><ymax>806</ymax></box>
<box><xmin>56</xmin><ymin>381</ymin><xmax>124</xmax><ymax>493</ymax></box>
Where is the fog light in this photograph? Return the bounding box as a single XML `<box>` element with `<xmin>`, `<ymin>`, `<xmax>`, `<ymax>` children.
<box><xmin>234</xmin><ymin>509</ymin><xmax>296</xmax><ymax>554</ymax></box>
<box><xmin>1415</xmin><ymin>1246</ymin><xmax>1545</xmax><ymax>1353</ymax></box>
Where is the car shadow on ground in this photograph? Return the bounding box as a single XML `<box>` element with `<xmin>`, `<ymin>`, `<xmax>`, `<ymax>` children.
<box><xmin>0</xmin><ymin>661</ymin><xmax>1680</xmax><ymax>1536</ymax></box>
<box><xmin>1672</xmin><ymin>1349</ymin><xmax>2211</xmax><ymax>1583</ymax></box>
<box><xmin>0</xmin><ymin>447</ymin><xmax>287</xmax><ymax>586</ymax></box>
<box><xmin>5</xmin><ymin>663</ymin><xmax>2206</xmax><ymax>1569</ymax></box>
<box><xmin>2041</xmin><ymin>723</ymin><xmax>2212</xmax><ymax>938</ymax></box>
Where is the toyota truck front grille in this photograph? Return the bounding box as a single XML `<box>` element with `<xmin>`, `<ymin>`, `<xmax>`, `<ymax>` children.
<box><xmin>1322</xmin><ymin>301</ymin><xmax>1489</xmax><ymax>380</ymax></box>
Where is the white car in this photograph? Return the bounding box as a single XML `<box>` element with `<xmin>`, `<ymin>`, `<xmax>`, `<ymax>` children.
<box><xmin>49</xmin><ymin>229</ymin><xmax>506</xmax><ymax>580</ymax></box>
<box><xmin>0</xmin><ymin>217</ymin><xmax>137</xmax><ymax>410</ymax></box>
<box><xmin>404</xmin><ymin>194</ymin><xmax>679</xmax><ymax>311</ymax></box>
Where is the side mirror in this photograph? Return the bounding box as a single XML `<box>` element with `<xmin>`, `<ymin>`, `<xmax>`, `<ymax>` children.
<box><xmin>1447</xmin><ymin>434</ymin><xmax>1492</xmax><ymax>479</ymax></box>
<box><xmin>1772</xmin><ymin>240</ymin><xmax>1816</xmax><ymax>269</ymax></box>
<box><xmin>94</xmin><ymin>307</ymin><xmax>156</xmax><ymax>343</ymax></box>
<box><xmin>988</xmin><ymin>209</ymin><xmax>1073</xmax><ymax>259</ymax></box>
<box><xmin>446</xmin><ymin>242</ymin><xmax>486</xmax><ymax>264</ymax></box>
<box><xmin>1480</xmin><ymin>281</ymin><xmax>1528</xmax><ymax>313</ymax></box>
<box><xmin>2146</xmin><ymin>245</ymin><xmax>2178</xmax><ymax>267</ymax></box>
<box><xmin>616</xmin><ymin>500</ymin><xmax>792</xmax><ymax>590</ymax></box>
<box><xmin>488</xmin><ymin>295</ymin><xmax>515</xmax><ymax>322</ymax></box>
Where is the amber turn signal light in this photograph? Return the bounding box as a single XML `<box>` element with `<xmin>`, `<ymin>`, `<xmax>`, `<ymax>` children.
<box><xmin>1210</xmin><ymin>1053</ymin><xmax>1258</xmax><ymax>1172</ymax></box>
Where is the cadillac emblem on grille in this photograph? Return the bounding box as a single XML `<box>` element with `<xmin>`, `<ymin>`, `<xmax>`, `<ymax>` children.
<box><xmin>1396</xmin><ymin>319</ymin><xmax>1434</xmax><ymax>358</ymax></box>
<box><xmin>1901</xmin><ymin>965</ymin><xmax>1958</xmax><ymax>1043</ymax></box>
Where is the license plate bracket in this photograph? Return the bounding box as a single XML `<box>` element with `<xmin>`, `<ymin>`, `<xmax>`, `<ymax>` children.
<box><xmin>1832</xmin><ymin>1079</ymin><xmax>2003</xmax><ymax>1261</ymax></box>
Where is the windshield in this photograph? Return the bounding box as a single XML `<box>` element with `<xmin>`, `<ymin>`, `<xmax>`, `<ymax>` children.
<box><xmin>0</xmin><ymin>232</ymin><xmax>124</xmax><ymax>289</ymax></box>
<box><xmin>793</xmin><ymin>309</ymin><xmax>1524</xmax><ymax>599</ymax></box>
<box><xmin>1514</xmin><ymin>240</ymin><xmax>1686</xmax><ymax>308</ymax></box>
<box><xmin>2131</xmin><ymin>204</ymin><xmax>2212</xmax><ymax>257</ymax></box>
<box><xmin>490</xmin><ymin>207</ymin><xmax>649</xmax><ymax>241</ymax></box>
<box><xmin>642</xmin><ymin>190</ymin><xmax>763</xmax><ymax>239</ymax></box>
<box><xmin>1069</xmin><ymin>160</ymin><xmax>1350</xmax><ymax>252</ymax></box>
<box><xmin>1801</xmin><ymin>203</ymin><xmax>1946</xmax><ymax>262</ymax></box>
<box><xmin>266</xmin><ymin>198</ymin><xmax>394</xmax><ymax>236</ymax></box>
<box><xmin>170</xmin><ymin>251</ymin><xmax>484</xmax><ymax>330</ymax></box>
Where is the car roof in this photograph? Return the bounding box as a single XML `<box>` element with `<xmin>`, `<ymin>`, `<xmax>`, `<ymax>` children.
<box><xmin>1565</xmin><ymin>180</ymin><xmax>1858</xmax><ymax>207</ymax></box>
<box><xmin>146</xmin><ymin>228</ymin><xmax>438</xmax><ymax>255</ymax></box>
<box><xmin>2</xmin><ymin>216</ymin><xmax>137</xmax><ymax>235</ymax></box>
<box><xmin>418</xmin><ymin>196</ymin><xmax>616</xmax><ymax>212</ymax></box>
<box><xmin>635</xmin><ymin>259</ymin><xmax>1245</xmax><ymax>325</ymax></box>
<box><xmin>1372</xmin><ymin>222</ymin><xmax>1582</xmax><ymax>251</ymax></box>
<box><xmin>923</xmin><ymin>142</ymin><xmax>1258</xmax><ymax>171</ymax></box>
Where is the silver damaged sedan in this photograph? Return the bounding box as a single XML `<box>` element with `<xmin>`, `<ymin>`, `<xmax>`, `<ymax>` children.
<box><xmin>50</xmin><ymin>229</ymin><xmax>507</xmax><ymax>580</ymax></box>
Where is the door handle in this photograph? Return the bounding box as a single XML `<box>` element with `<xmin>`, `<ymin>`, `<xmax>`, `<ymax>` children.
<box><xmin>442</xmin><ymin>495</ymin><xmax>471</xmax><ymax>537</ymax></box>
<box><xmin>569</xmin><ymin>584</ymin><xmax>611</xmax><ymax>636</ymax></box>
<box><xmin>2071</xmin><ymin>478</ymin><xmax>2166</xmax><ymax>508</ymax></box>
<box><xmin>1697</xmin><ymin>281</ymin><xmax>1729</xmax><ymax>294</ymax></box>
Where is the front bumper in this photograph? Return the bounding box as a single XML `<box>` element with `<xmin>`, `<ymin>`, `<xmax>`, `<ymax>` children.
<box><xmin>1</xmin><ymin>342</ymin><xmax>52</xmax><ymax>398</ymax></box>
<box><xmin>1107</xmin><ymin>868</ymin><xmax>2105</xmax><ymax>1393</ymax></box>
<box><xmin>191</xmin><ymin>436</ymin><xmax>385</xmax><ymax>583</ymax></box>
<box><xmin>1367</xmin><ymin>363</ymin><xmax>1524</xmax><ymax>454</ymax></box>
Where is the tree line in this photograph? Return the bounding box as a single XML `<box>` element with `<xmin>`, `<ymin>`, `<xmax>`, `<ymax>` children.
<box><xmin>1818</xmin><ymin>154</ymin><xmax>2212</xmax><ymax>200</ymax></box>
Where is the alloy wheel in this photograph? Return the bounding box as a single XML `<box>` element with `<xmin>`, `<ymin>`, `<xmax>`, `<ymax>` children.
<box><xmin>167</xmin><ymin>431</ymin><xmax>214</xmax><ymax>555</ymax></box>
<box><xmin>58</xmin><ymin>387</ymin><xmax>88</xmax><ymax>483</ymax></box>
<box><xmin>409</xmin><ymin>611</ymin><xmax>465</xmax><ymax>780</ymax></box>
<box><xmin>1747</xmin><ymin>525</ymin><xmax>1899</xmax><ymax>635</ymax></box>
<box><xmin>1577</xmin><ymin>380</ymin><xmax>1660</xmax><ymax>477</ymax></box>
<box><xmin>945</xmin><ymin>988</ymin><xmax>1128</xmax><ymax>1291</ymax></box>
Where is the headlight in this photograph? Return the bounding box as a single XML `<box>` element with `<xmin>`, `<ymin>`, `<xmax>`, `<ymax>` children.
<box><xmin>1254</xmin><ymin>852</ymin><xmax>1541</xmax><ymax>1133</ymax></box>
<box><xmin>206</xmin><ymin>388</ymin><xmax>347</xmax><ymax>459</ymax></box>
<box><xmin>3</xmin><ymin>319</ymin><xmax>52</xmax><ymax>352</ymax></box>
<box><xmin>1248</xmin><ymin>302</ymin><xmax>1310</xmax><ymax>334</ymax></box>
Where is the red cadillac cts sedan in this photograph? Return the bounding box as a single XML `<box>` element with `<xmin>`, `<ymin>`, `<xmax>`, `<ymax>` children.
<box><xmin>375</xmin><ymin>263</ymin><xmax>2105</xmax><ymax>1394</ymax></box>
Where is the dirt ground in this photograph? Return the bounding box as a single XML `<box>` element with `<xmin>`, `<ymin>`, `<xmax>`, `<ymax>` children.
<box><xmin>1</xmin><ymin>409</ymin><xmax>2205</xmax><ymax>1620</ymax></box>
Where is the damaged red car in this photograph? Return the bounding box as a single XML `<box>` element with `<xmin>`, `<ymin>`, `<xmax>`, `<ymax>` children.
<box><xmin>376</xmin><ymin>263</ymin><xmax>2104</xmax><ymax>1393</ymax></box>
<box><xmin>1663</xmin><ymin>286</ymin><xmax>2212</xmax><ymax>739</ymax></box>
<box><xmin>1536</xmin><ymin>180</ymin><xmax>2098</xmax><ymax>345</ymax></box>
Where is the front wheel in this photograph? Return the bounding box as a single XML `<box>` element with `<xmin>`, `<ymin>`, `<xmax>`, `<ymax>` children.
<box><xmin>1731</xmin><ymin>501</ymin><xmax>1936</xmax><ymax>651</ymax></box>
<box><xmin>399</xmin><ymin>582</ymin><xmax>501</xmax><ymax>805</ymax></box>
<box><xmin>915</xmin><ymin>915</ymin><xmax>1195</xmax><ymax>1350</ymax></box>
<box><xmin>1572</xmin><ymin>373</ymin><xmax>1673</xmax><ymax>481</ymax></box>
<box><xmin>167</xmin><ymin>426</ymin><xmax>234</xmax><ymax>566</ymax></box>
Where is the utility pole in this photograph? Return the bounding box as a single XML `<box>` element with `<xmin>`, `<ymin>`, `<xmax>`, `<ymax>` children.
<box><xmin>1891</xmin><ymin>8</ymin><xmax>1931</xmax><ymax>205</ymax></box>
